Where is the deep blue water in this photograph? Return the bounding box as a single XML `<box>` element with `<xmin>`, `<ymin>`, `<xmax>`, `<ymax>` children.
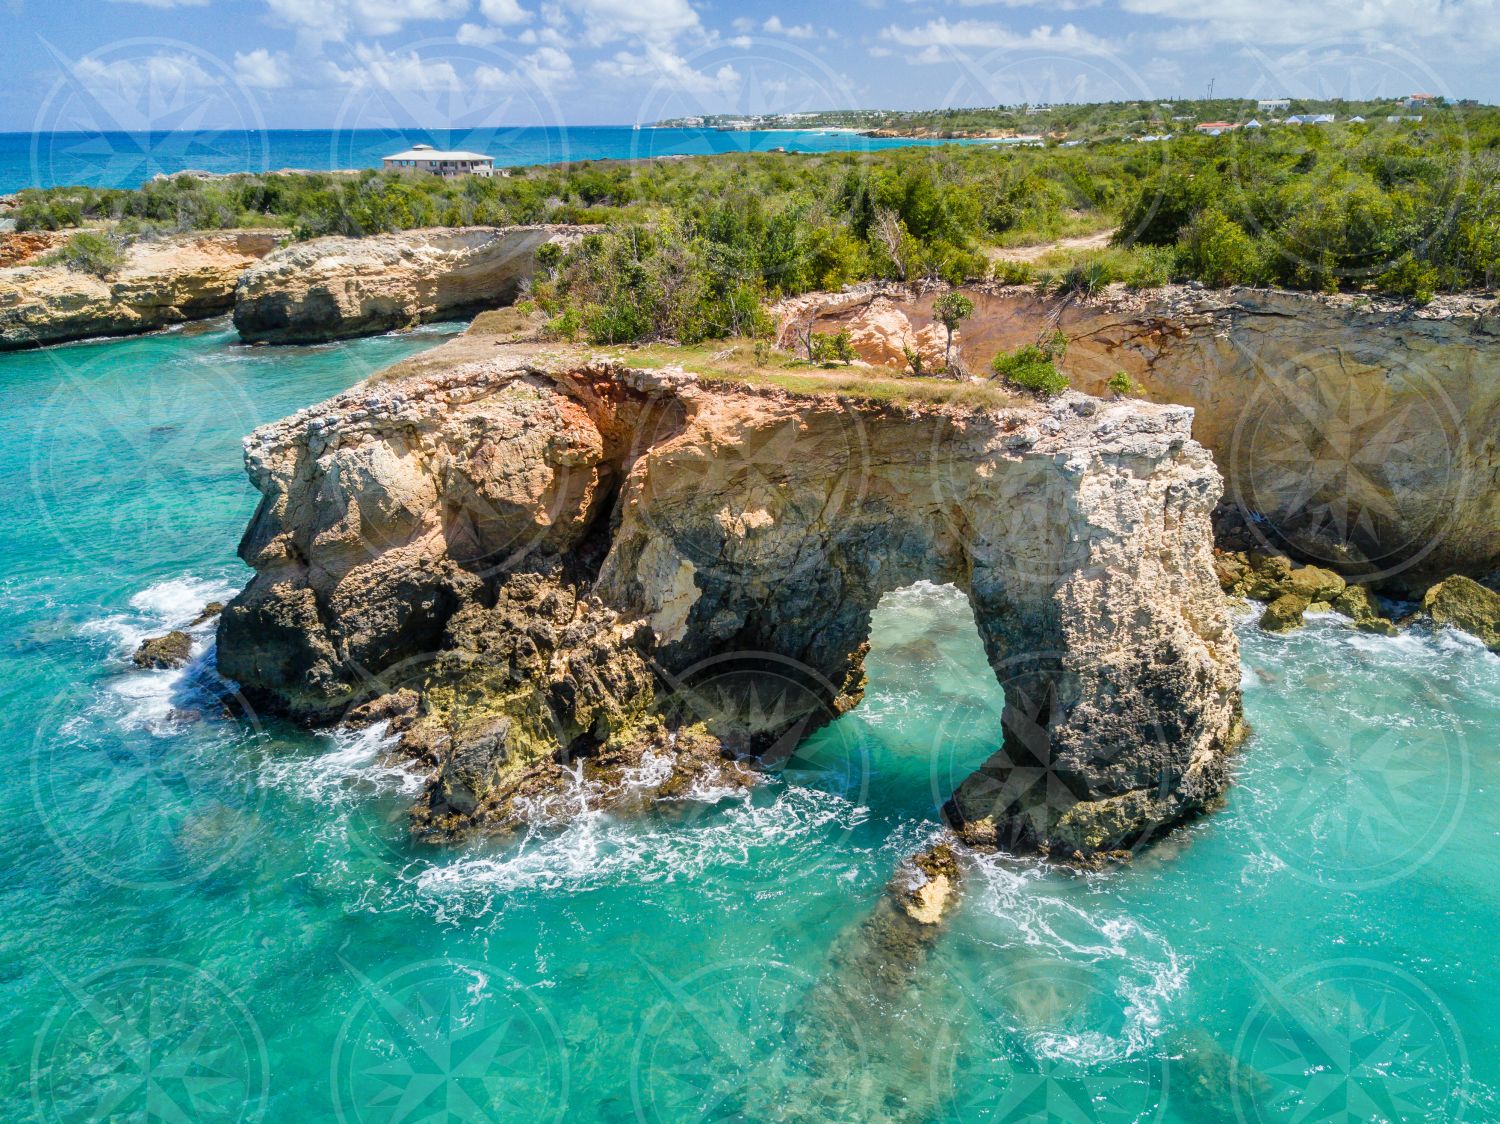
<box><xmin>1</xmin><ymin>127</ymin><xmax>982</xmax><ymax>193</ymax></box>
<box><xmin>1</xmin><ymin>319</ymin><xmax>1497</xmax><ymax>1121</ymax></box>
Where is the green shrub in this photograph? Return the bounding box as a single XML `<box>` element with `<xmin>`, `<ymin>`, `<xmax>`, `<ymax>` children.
<box><xmin>992</xmin><ymin>258</ymin><xmax>1037</xmax><ymax>285</ymax></box>
<box><xmin>809</xmin><ymin>331</ymin><xmax>855</xmax><ymax>366</ymax></box>
<box><xmin>48</xmin><ymin>231</ymin><xmax>127</xmax><ymax>278</ymax></box>
<box><xmin>992</xmin><ymin>344</ymin><xmax>1069</xmax><ymax>396</ymax></box>
<box><xmin>1375</xmin><ymin>255</ymin><xmax>1438</xmax><ymax>304</ymax></box>
<box><xmin>1178</xmin><ymin>209</ymin><xmax>1264</xmax><ymax>288</ymax></box>
<box><xmin>1107</xmin><ymin>370</ymin><xmax>1139</xmax><ymax>397</ymax></box>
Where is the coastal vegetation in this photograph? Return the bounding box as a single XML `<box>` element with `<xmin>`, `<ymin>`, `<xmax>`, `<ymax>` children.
<box><xmin>9</xmin><ymin>97</ymin><xmax>1500</xmax><ymax>343</ymax></box>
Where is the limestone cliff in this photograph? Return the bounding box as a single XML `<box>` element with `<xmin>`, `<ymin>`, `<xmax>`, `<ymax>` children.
<box><xmin>777</xmin><ymin>284</ymin><xmax>1500</xmax><ymax>594</ymax></box>
<box><xmin>0</xmin><ymin>230</ymin><xmax>280</xmax><ymax>350</ymax></box>
<box><xmin>233</xmin><ymin>225</ymin><xmax>589</xmax><ymax>345</ymax></box>
<box><xmin>218</xmin><ymin>335</ymin><xmax>1241</xmax><ymax>859</ymax></box>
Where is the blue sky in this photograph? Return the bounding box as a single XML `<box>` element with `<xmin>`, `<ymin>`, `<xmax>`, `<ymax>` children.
<box><xmin>0</xmin><ymin>0</ymin><xmax>1491</xmax><ymax>132</ymax></box>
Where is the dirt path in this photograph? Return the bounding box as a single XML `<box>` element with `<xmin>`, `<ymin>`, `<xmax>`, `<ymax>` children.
<box><xmin>987</xmin><ymin>229</ymin><xmax>1115</xmax><ymax>263</ymax></box>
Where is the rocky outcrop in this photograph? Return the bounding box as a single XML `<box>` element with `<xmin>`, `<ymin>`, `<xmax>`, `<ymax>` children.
<box><xmin>1420</xmin><ymin>575</ymin><xmax>1500</xmax><ymax>650</ymax></box>
<box><xmin>232</xmin><ymin>225</ymin><xmax>589</xmax><ymax>345</ymax></box>
<box><xmin>218</xmin><ymin>340</ymin><xmax>1242</xmax><ymax>858</ymax></box>
<box><xmin>1215</xmin><ymin>550</ymin><xmax>1397</xmax><ymax>634</ymax></box>
<box><xmin>133</xmin><ymin>631</ymin><xmax>192</xmax><ymax>669</ymax></box>
<box><xmin>0</xmin><ymin>231</ymin><xmax>280</xmax><ymax>350</ymax></box>
<box><xmin>777</xmin><ymin>284</ymin><xmax>1500</xmax><ymax>595</ymax></box>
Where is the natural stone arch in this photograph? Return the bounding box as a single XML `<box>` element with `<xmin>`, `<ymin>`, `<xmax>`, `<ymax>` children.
<box><xmin>218</xmin><ymin>353</ymin><xmax>1241</xmax><ymax>857</ymax></box>
<box><xmin>595</xmin><ymin>387</ymin><xmax>1242</xmax><ymax>856</ymax></box>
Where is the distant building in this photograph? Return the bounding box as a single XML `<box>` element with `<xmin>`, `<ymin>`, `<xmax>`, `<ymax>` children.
<box><xmin>1285</xmin><ymin>114</ymin><xmax>1335</xmax><ymax>125</ymax></box>
<box><xmin>1405</xmin><ymin>93</ymin><xmax>1438</xmax><ymax>108</ymax></box>
<box><xmin>1244</xmin><ymin>119</ymin><xmax>1263</xmax><ymax>129</ymax></box>
<box><xmin>1348</xmin><ymin>116</ymin><xmax>1366</xmax><ymax>123</ymax></box>
<box><xmin>1388</xmin><ymin>115</ymin><xmax>1424</xmax><ymax>123</ymax></box>
<box><xmin>1257</xmin><ymin>98</ymin><xmax>1291</xmax><ymax>112</ymax></box>
<box><xmin>1195</xmin><ymin>121</ymin><xmax>1240</xmax><ymax>135</ymax></box>
<box><xmin>382</xmin><ymin>144</ymin><xmax>494</xmax><ymax>178</ymax></box>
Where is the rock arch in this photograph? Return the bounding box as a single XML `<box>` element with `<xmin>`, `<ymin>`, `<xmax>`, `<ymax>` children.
<box><xmin>218</xmin><ymin>351</ymin><xmax>1242</xmax><ymax>857</ymax></box>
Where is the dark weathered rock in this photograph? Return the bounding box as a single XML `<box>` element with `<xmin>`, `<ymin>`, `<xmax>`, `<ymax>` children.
<box><xmin>189</xmin><ymin>601</ymin><xmax>224</xmax><ymax>626</ymax></box>
<box><xmin>132</xmin><ymin>630</ymin><xmax>192</xmax><ymax>669</ymax></box>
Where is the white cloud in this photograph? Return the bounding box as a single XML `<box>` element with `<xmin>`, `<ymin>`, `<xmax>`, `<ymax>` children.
<box><xmin>339</xmin><ymin>43</ymin><xmax>463</xmax><ymax>91</ymax></box>
<box><xmin>476</xmin><ymin>45</ymin><xmax>576</xmax><ymax>89</ymax></box>
<box><xmin>234</xmin><ymin>48</ymin><xmax>293</xmax><ymax>88</ymax></box>
<box><xmin>882</xmin><ymin>18</ymin><xmax>1114</xmax><ymax>59</ymax></box>
<box><xmin>763</xmin><ymin>15</ymin><xmax>816</xmax><ymax>39</ymax></box>
<box><xmin>1122</xmin><ymin>0</ymin><xmax>1500</xmax><ymax>51</ymax></box>
<box><xmin>480</xmin><ymin>0</ymin><xmax>532</xmax><ymax>22</ymax></box>
<box><xmin>558</xmin><ymin>0</ymin><xmax>701</xmax><ymax>47</ymax></box>
<box><xmin>72</xmin><ymin>53</ymin><xmax>219</xmax><ymax>98</ymax></box>
<box><xmin>593</xmin><ymin>45</ymin><xmax>740</xmax><ymax>95</ymax></box>
<box><xmin>265</xmin><ymin>0</ymin><xmax>469</xmax><ymax>42</ymax></box>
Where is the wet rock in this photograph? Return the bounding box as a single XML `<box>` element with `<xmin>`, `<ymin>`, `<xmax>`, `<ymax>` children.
<box><xmin>1332</xmin><ymin>585</ymin><xmax>1398</xmax><ymax>635</ymax></box>
<box><xmin>1259</xmin><ymin>593</ymin><xmax>1310</xmax><ymax>633</ymax></box>
<box><xmin>1422</xmin><ymin>575</ymin><xmax>1500</xmax><ymax>650</ymax></box>
<box><xmin>189</xmin><ymin>601</ymin><xmax>224</xmax><ymax>626</ymax></box>
<box><xmin>132</xmin><ymin>630</ymin><xmax>192</xmax><ymax>669</ymax></box>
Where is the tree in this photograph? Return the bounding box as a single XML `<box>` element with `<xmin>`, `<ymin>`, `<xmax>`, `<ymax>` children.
<box><xmin>931</xmin><ymin>291</ymin><xmax>974</xmax><ymax>370</ymax></box>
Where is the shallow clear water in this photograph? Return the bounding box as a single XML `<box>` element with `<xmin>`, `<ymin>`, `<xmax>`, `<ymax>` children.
<box><xmin>1</xmin><ymin>324</ymin><xmax>1496</xmax><ymax>1122</ymax></box>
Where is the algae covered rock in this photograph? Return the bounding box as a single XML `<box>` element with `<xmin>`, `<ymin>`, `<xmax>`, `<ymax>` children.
<box><xmin>1284</xmin><ymin>565</ymin><xmax>1345</xmax><ymax>602</ymax></box>
<box><xmin>1332</xmin><ymin>585</ymin><xmax>1398</xmax><ymax>636</ymax></box>
<box><xmin>132</xmin><ymin>630</ymin><xmax>192</xmax><ymax>669</ymax></box>
<box><xmin>1259</xmin><ymin>593</ymin><xmax>1310</xmax><ymax>633</ymax></box>
<box><xmin>1422</xmin><ymin>575</ymin><xmax>1500</xmax><ymax>650</ymax></box>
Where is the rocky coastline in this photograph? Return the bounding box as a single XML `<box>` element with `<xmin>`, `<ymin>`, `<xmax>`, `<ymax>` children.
<box><xmin>215</xmin><ymin>329</ymin><xmax>1244</xmax><ymax>860</ymax></box>
<box><xmin>0</xmin><ymin>230</ymin><xmax>280</xmax><ymax>350</ymax></box>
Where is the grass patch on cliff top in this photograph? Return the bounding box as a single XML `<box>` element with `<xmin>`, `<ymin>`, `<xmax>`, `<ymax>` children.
<box><xmin>604</xmin><ymin>340</ymin><xmax>1023</xmax><ymax>409</ymax></box>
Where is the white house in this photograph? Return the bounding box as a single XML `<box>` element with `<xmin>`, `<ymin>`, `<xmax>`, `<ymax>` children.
<box><xmin>1257</xmin><ymin>98</ymin><xmax>1291</xmax><ymax>112</ymax></box>
<box><xmin>382</xmin><ymin>144</ymin><xmax>495</xmax><ymax>178</ymax></box>
<box><xmin>1285</xmin><ymin>114</ymin><xmax>1335</xmax><ymax>125</ymax></box>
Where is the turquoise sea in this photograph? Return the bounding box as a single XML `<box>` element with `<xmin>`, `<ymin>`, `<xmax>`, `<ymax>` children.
<box><xmin>0</xmin><ymin>127</ymin><xmax>990</xmax><ymax>194</ymax></box>
<box><xmin>1</xmin><ymin>320</ymin><xmax>1497</xmax><ymax>1121</ymax></box>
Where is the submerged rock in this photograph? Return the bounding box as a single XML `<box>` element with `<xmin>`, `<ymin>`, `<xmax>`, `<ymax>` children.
<box><xmin>218</xmin><ymin>341</ymin><xmax>1242</xmax><ymax>857</ymax></box>
<box><xmin>1422</xmin><ymin>575</ymin><xmax>1500</xmax><ymax>650</ymax></box>
<box><xmin>1219</xmin><ymin>550</ymin><xmax>1397</xmax><ymax>636</ymax></box>
<box><xmin>132</xmin><ymin>630</ymin><xmax>192</xmax><ymax>669</ymax></box>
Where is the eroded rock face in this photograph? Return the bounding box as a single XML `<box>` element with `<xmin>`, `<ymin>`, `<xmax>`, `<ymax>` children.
<box><xmin>778</xmin><ymin>284</ymin><xmax>1500</xmax><ymax>594</ymax></box>
<box><xmin>0</xmin><ymin>231</ymin><xmax>280</xmax><ymax>350</ymax></box>
<box><xmin>218</xmin><ymin>341</ymin><xmax>1242</xmax><ymax>857</ymax></box>
<box><xmin>233</xmin><ymin>225</ymin><xmax>589</xmax><ymax>344</ymax></box>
